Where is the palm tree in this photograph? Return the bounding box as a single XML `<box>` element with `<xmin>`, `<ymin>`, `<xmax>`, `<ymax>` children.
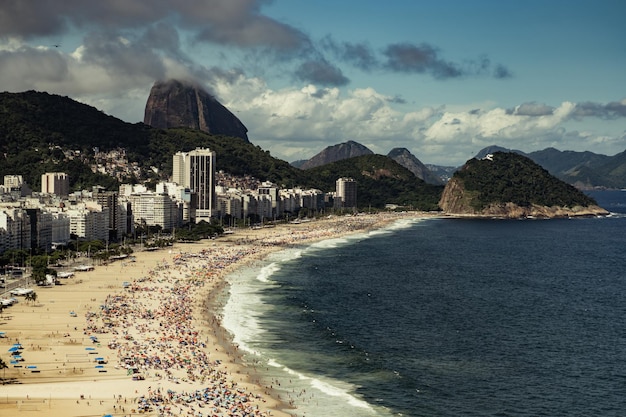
<box><xmin>24</xmin><ymin>292</ymin><xmax>37</xmax><ymax>306</ymax></box>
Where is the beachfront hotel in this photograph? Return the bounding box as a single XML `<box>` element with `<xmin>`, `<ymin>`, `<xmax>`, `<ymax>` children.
<box><xmin>173</xmin><ymin>148</ymin><xmax>217</xmax><ymax>222</ymax></box>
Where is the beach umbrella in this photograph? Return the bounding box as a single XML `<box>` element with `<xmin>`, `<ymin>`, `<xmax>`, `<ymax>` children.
<box><xmin>27</xmin><ymin>365</ymin><xmax>37</xmax><ymax>369</ymax></box>
<box><xmin>10</xmin><ymin>360</ymin><xmax>18</xmax><ymax>365</ymax></box>
<box><xmin>8</xmin><ymin>347</ymin><xmax>19</xmax><ymax>352</ymax></box>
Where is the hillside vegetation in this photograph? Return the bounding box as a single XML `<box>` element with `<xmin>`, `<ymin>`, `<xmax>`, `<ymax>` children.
<box><xmin>0</xmin><ymin>91</ymin><xmax>307</xmax><ymax>190</ymax></box>
<box><xmin>447</xmin><ymin>152</ymin><xmax>597</xmax><ymax>212</ymax></box>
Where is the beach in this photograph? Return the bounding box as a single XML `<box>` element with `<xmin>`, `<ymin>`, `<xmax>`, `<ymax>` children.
<box><xmin>0</xmin><ymin>212</ymin><xmax>426</xmax><ymax>417</ymax></box>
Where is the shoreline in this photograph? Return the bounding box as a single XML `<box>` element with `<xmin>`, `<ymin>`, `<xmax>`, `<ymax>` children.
<box><xmin>0</xmin><ymin>212</ymin><xmax>434</xmax><ymax>417</ymax></box>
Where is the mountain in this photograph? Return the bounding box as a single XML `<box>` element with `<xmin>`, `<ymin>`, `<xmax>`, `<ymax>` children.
<box><xmin>299</xmin><ymin>140</ymin><xmax>373</xmax><ymax>169</ymax></box>
<box><xmin>144</xmin><ymin>79</ymin><xmax>249</xmax><ymax>142</ymax></box>
<box><xmin>474</xmin><ymin>145</ymin><xmax>626</xmax><ymax>188</ymax></box>
<box><xmin>305</xmin><ymin>154</ymin><xmax>444</xmax><ymax>211</ymax></box>
<box><xmin>474</xmin><ymin>145</ymin><xmax>527</xmax><ymax>159</ymax></box>
<box><xmin>439</xmin><ymin>152</ymin><xmax>608</xmax><ymax>218</ymax></box>
<box><xmin>0</xmin><ymin>90</ymin><xmax>301</xmax><ymax>190</ymax></box>
<box><xmin>425</xmin><ymin>164</ymin><xmax>457</xmax><ymax>183</ymax></box>
<box><xmin>387</xmin><ymin>148</ymin><xmax>443</xmax><ymax>185</ymax></box>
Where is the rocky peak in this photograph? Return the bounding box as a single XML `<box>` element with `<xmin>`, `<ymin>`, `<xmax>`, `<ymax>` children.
<box><xmin>300</xmin><ymin>140</ymin><xmax>373</xmax><ymax>170</ymax></box>
<box><xmin>387</xmin><ymin>147</ymin><xmax>443</xmax><ymax>185</ymax></box>
<box><xmin>144</xmin><ymin>79</ymin><xmax>249</xmax><ymax>142</ymax></box>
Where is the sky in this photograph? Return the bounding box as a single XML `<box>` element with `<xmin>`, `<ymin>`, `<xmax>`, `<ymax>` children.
<box><xmin>0</xmin><ymin>0</ymin><xmax>625</xmax><ymax>167</ymax></box>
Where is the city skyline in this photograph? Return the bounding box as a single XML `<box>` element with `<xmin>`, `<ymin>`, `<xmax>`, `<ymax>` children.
<box><xmin>0</xmin><ymin>1</ymin><xmax>624</xmax><ymax>166</ymax></box>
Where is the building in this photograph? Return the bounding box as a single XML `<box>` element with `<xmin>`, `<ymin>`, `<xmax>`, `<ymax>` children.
<box><xmin>3</xmin><ymin>175</ymin><xmax>31</xmax><ymax>197</ymax></box>
<box><xmin>94</xmin><ymin>189</ymin><xmax>120</xmax><ymax>241</ymax></box>
<box><xmin>258</xmin><ymin>181</ymin><xmax>280</xmax><ymax>219</ymax></box>
<box><xmin>41</xmin><ymin>172</ymin><xmax>70</xmax><ymax>197</ymax></box>
<box><xmin>0</xmin><ymin>206</ymin><xmax>31</xmax><ymax>252</ymax></box>
<box><xmin>66</xmin><ymin>202</ymin><xmax>109</xmax><ymax>241</ymax></box>
<box><xmin>126</xmin><ymin>193</ymin><xmax>179</xmax><ymax>231</ymax></box>
<box><xmin>173</xmin><ymin>148</ymin><xmax>216</xmax><ymax>222</ymax></box>
<box><xmin>335</xmin><ymin>177</ymin><xmax>357</xmax><ymax>209</ymax></box>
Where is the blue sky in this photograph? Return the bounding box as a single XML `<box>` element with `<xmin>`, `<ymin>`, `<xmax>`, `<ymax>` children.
<box><xmin>0</xmin><ymin>0</ymin><xmax>624</xmax><ymax>166</ymax></box>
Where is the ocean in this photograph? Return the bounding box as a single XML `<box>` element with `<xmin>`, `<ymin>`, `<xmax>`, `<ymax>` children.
<box><xmin>221</xmin><ymin>190</ymin><xmax>626</xmax><ymax>417</ymax></box>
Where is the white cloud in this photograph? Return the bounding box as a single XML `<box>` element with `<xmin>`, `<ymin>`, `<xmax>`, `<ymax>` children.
<box><xmin>0</xmin><ymin>39</ymin><xmax>623</xmax><ymax>166</ymax></box>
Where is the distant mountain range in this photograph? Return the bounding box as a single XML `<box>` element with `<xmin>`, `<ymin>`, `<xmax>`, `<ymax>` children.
<box><xmin>472</xmin><ymin>145</ymin><xmax>626</xmax><ymax>189</ymax></box>
<box><xmin>0</xmin><ymin>90</ymin><xmax>441</xmax><ymax>210</ymax></box>
<box><xmin>1</xmin><ymin>84</ymin><xmax>622</xmax><ymax>216</ymax></box>
<box><xmin>295</xmin><ymin>142</ymin><xmax>626</xmax><ymax>189</ymax></box>
<box><xmin>295</xmin><ymin>141</ymin><xmax>444</xmax><ymax>185</ymax></box>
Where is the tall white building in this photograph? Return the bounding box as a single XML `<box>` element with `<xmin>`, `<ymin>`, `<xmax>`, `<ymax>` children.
<box><xmin>172</xmin><ymin>148</ymin><xmax>216</xmax><ymax>222</ymax></box>
<box><xmin>41</xmin><ymin>172</ymin><xmax>69</xmax><ymax>196</ymax></box>
<box><xmin>335</xmin><ymin>177</ymin><xmax>357</xmax><ymax>209</ymax></box>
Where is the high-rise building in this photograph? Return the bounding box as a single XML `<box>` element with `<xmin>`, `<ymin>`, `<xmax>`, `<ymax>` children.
<box><xmin>335</xmin><ymin>177</ymin><xmax>357</xmax><ymax>209</ymax></box>
<box><xmin>41</xmin><ymin>172</ymin><xmax>69</xmax><ymax>196</ymax></box>
<box><xmin>172</xmin><ymin>148</ymin><xmax>216</xmax><ymax>222</ymax></box>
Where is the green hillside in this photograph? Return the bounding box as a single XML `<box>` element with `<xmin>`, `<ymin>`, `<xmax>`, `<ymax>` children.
<box><xmin>453</xmin><ymin>152</ymin><xmax>597</xmax><ymax>211</ymax></box>
<box><xmin>0</xmin><ymin>91</ymin><xmax>307</xmax><ymax>190</ymax></box>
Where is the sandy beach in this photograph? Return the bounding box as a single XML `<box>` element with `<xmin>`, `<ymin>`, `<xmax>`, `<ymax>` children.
<box><xmin>0</xmin><ymin>212</ymin><xmax>428</xmax><ymax>417</ymax></box>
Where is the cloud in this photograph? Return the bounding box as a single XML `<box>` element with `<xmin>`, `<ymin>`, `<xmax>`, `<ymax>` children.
<box><xmin>0</xmin><ymin>0</ymin><xmax>310</xmax><ymax>52</ymax></box>
<box><xmin>321</xmin><ymin>37</ymin><xmax>377</xmax><ymax>71</ymax></box>
<box><xmin>506</xmin><ymin>102</ymin><xmax>555</xmax><ymax>116</ymax></box>
<box><xmin>381</xmin><ymin>42</ymin><xmax>511</xmax><ymax>80</ymax></box>
<box><xmin>571</xmin><ymin>100</ymin><xmax>626</xmax><ymax>120</ymax></box>
<box><xmin>294</xmin><ymin>59</ymin><xmax>349</xmax><ymax>86</ymax></box>
<box><xmin>383</xmin><ymin>43</ymin><xmax>462</xmax><ymax>79</ymax></box>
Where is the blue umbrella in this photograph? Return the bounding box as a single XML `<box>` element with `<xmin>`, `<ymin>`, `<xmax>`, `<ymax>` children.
<box><xmin>85</xmin><ymin>347</ymin><xmax>96</xmax><ymax>351</ymax></box>
<box><xmin>27</xmin><ymin>365</ymin><xmax>37</xmax><ymax>369</ymax></box>
<box><xmin>8</xmin><ymin>347</ymin><xmax>19</xmax><ymax>352</ymax></box>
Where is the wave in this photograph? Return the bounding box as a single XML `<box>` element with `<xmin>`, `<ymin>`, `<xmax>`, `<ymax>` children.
<box><xmin>267</xmin><ymin>357</ymin><xmax>375</xmax><ymax>411</ymax></box>
<box><xmin>256</xmin><ymin>262</ymin><xmax>280</xmax><ymax>283</ymax></box>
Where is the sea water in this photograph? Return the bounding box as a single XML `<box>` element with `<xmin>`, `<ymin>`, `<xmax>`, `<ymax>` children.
<box><xmin>221</xmin><ymin>190</ymin><xmax>626</xmax><ymax>416</ymax></box>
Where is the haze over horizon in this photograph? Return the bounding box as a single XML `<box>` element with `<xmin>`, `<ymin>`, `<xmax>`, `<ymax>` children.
<box><xmin>1</xmin><ymin>0</ymin><xmax>624</xmax><ymax>166</ymax></box>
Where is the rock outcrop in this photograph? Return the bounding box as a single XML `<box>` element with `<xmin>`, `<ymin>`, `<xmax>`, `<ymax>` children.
<box><xmin>387</xmin><ymin>147</ymin><xmax>443</xmax><ymax>185</ymax></box>
<box><xmin>439</xmin><ymin>177</ymin><xmax>608</xmax><ymax>218</ymax></box>
<box><xmin>144</xmin><ymin>79</ymin><xmax>249</xmax><ymax>142</ymax></box>
<box><xmin>300</xmin><ymin>140</ymin><xmax>373</xmax><ymax>170</ymax></box>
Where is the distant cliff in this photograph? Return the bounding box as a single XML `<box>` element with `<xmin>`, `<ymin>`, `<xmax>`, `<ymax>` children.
<box><xmin>439</xmin><ymin>152</ymin><xmax>608</xmax><ymax>218</ymax></box>
<box><xmin>144</xmin><ymin>79</ymin><xmax>249</xmax><ymax>142</ymax></box>
<box><xmin>300</xmin><ymin>140</ymin><xmax>373</xmax><ymax>170</ymax></box>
